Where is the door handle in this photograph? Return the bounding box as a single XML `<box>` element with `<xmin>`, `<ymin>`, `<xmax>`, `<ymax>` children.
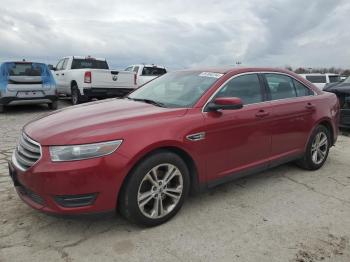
<box><xmin>255</xmin><ymin>110</ymin><xmax>269</xmax><ymax>118</ymax></box>
<box><xmin>305</xmin><ymin>103</ymin><xmax>315</xmax><ymax>109</ymax></box>
<box><xmin>61</xmin><ymin>73</ymin><xmax>65</xmax><ymax>76</ymax></box>
<box><xmin>56</xmin><ymin>73</ymin><xmax>59</xmax><ymax>76</ymax></box>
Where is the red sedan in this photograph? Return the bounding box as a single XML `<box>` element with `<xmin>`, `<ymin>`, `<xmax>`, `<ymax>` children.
<box><xmin>9</xmin><ymin>67</ymin><xmax>339</xmax><ymax>226</ymax></box>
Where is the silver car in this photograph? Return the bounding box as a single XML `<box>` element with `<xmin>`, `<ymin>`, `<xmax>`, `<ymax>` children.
<box><xmin>0</xmin><ymin>61</ymin><xmax>58</xmax><ymax>113</ymax></box>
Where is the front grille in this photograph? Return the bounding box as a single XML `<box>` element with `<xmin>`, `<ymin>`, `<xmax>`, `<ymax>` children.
<box><xmin>13</xmin><ymin>133</ymin><xmax>41</xmax><ymax>171</ymax></box>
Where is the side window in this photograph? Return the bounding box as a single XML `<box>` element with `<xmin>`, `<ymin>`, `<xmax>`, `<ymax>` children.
<box><xmin>55</xmin><ymin>59</ymin><xmax>64</xmax><ymax>71</ymax></box>
<box><xmin>61</xmin><ymin>58</ymin><xmax>69</xmax><ymax>70</ymax></box>
<box><xmin>293</xmin><ymin>80</ymin><xmax>314</xmax><ymax>97</ymax></box>
<box><xmin>125</xmin><ymin>66</ymin><xmax>132</xmax><ymax>72</ymax></box>
<box><xmin>265</xmin><ymin>74</ymin><xmax>296</xmax><ymax>100</ymax></box>
<box><xmin>133</xmin><ymin>66</ymin><xmax>139</xmax><ymax>73</ymax></box>
<box><xmin>215</xmin><ymin>74</ymin><xmax>263</xmax><ymax>105</ymax></box>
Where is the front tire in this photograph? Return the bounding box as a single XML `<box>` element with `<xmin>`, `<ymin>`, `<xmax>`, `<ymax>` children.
<box><xmin>119</xmin><ymin>151</ymin><xmax>190</xmax><ymax>227</ymax></box>
<box><xmin>296</xmin><ymin>125</ymin><xmax>330</xmax><ymax>170</ymax></box>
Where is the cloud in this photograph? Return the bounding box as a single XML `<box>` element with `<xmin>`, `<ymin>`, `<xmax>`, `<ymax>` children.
<box><xmin>0</xmin><ymin>0</ymin><xmax>349</xmax><ymax>69</ymax></box>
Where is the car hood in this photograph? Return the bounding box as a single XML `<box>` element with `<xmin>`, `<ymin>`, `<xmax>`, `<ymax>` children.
<box><xmin>24</xmin><ymin>99</ymin><xmax>188</xmax><ymax>146</ymax></box>
<box><xmin>324</xmin><ymin>83</ymin><xmax>350</xmax><ymax>94</ymax></box>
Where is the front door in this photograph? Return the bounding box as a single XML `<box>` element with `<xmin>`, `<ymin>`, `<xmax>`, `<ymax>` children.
<box><xmin>202</xmin><ymin>73</ymin><xmax>272</xmax><ymax>182</ymax></box>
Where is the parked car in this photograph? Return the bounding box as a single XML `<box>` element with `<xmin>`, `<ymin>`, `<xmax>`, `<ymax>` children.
<box><xmin>299</xmin><ymin>73</ymin><xmax>341</xmax><ymax>90</ymax></box>
<box><xmin>324</xmin><ymin>76</ymin><xmax>350</xmax><ymax>127</ymax></box>
<box><xmin>53</xmin><ymin>56</ymin><xmax>137</xmax><ymax>104</ymax></box>
<box><xmin>9</xmin><ymin>67</ymin><xmax>339</xmax><ymax>226</ymax></box>
<box><xmin>125</xmin><ymin>64</ymin><xmax>167</xmax><ymax>86</ymax></box>
<box><xmin>0</xmin><ymin>61</ymin><xmax>57</xmax><ymax>113</ymax></box>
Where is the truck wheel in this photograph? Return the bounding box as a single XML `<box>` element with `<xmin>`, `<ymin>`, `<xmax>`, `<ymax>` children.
<box><xmin>48</xmin><ymin>101</ymin><xmax>58</xmax><ymax>110</ymax></box>
<box><xmin>119</xmin><ymin>151</ymin><xmax>190</xmax><ymax>227</ymax></box>
<box><xmin>296</xmin><ymin>125</ymin><xmax>330</xmax><ymax>170</ymax></box>
<box><xmin>71</xmin><ymin>86</ymin><xmax>81</xmax><ymax>105</ymax></box>
<box><xmin>0</xmin><ymin>105</ymin><xmax>4</xmax><ymax>113</ymax></box>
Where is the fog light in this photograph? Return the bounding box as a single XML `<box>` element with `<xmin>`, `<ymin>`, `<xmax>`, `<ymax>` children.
<box><xmin>54</xmin><ymin>193</ymin><xmax>97</xmax><ymax>208</ymax></box>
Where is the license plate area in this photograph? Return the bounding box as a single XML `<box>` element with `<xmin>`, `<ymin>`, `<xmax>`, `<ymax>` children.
<box><xmin>17</xmin><ymin>91</ymin><xmax>44</xmax><ymax>98</ymax></box>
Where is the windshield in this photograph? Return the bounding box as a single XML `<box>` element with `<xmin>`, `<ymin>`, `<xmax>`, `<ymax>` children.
<box><xmin>329</xmin><ymin>75</ymin><xmax>341</xmax><ymax>83</ymax></box>
<box><xmin>128</xmin><ymin>71</ymin><xmax>223</xmax><ymax>108</ymax></box>
<box><xmin>71</xmin><ymin>59</ymin><xmax>109</xmax><ymax>69</ymax></box>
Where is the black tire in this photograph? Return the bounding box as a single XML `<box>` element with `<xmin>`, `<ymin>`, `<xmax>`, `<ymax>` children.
<box><xmin>71</xmin><ymin>86</ymin><xmax>82</xmax><ymax>105</ymax></box>
<box><xmin>119</xmin><ymin>151</ymin><xmax>190</xmax><ymax>227</ymax></box>
<box><xmin>48</xmin><ymin>100</ymin><xmax>58</xmax><ymax>110</ymax></box>
<box><xmin>0</xmin><ymin>105</ymin><xmax>4</xmax><ymax>113</ymax></box>
<box><xmin>296</xmin><ymin>125</ymin><xmax>331</xmax><ymax>170</ymax></box>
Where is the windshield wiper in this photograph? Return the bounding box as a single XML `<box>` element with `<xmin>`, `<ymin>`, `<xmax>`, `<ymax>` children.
<box><xmin>126</xmin><ymin>97</ymin><xmax>166</xmax><ymax>107</ymax></box>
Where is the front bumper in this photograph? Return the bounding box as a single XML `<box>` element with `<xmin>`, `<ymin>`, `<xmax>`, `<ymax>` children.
<box><xmin>340</xmin><ymin>109</ymin><xmax>350</xmax><ymax>128</ymax></box>
<box><xmin>8</xmin><ymin>148</ymin><xmax>130</xmax><ymax>215</ymax></box>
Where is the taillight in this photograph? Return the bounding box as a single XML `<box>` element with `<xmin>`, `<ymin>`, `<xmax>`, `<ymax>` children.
<box><xmin>84</xmin><ymin>71</ymin><xmax>92</xmax><ymax>83</ymax></box>
<box><xmin>134</xmin><ymin>73</ymin><xmax>137</xmax><ymax>86</ymax></box>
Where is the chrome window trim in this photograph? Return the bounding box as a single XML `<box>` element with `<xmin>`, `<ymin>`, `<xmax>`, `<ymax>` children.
<box><xmin>202</xmin><ymin>71</ymin><xmax>317</xmax><ymax>113</ymax></box>
<box><xmin>12</xmin><ymin>132</ymin><xmax>42</xmax><ymax>172</ymax></box>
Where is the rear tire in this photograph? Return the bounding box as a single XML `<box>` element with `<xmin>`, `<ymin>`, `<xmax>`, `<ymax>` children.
<box><xmin>119</xmin><ymin>151</ymin><xmax>190</xmax><ymax>227</ymax></box>
<box><xmin>296</xmin><ymin>125</ymin><xmax>330</xmax><ymax>170</ymax></box>
<box><xmin>71</xmin><ymin>86</ymin><xmax>82</xmax><ymax>105</ymax></box>
<box><xmin>48</xmin><ymin>101</ymin><xmax>58</xmax><ymax>110</ymax></box>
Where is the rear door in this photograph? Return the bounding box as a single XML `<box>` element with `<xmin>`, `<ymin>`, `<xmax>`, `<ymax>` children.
<box><xmin>203</xmin><ymin>73</ymin><xmax>273</xmax><ymax>182</ymax></box>
<box><xmin>54</xmin><ymin>59</ymin><xmax>65</xmax><ymax>93</ymax></box>
<box><xmin>263</xmin><ymin>73</ymin><xmax>316</xmax><ymax>161</ymax></box>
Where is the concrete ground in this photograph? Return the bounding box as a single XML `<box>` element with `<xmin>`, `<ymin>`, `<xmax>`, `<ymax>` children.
<box><xmin>1</xmin><ymin>100</ymin><xmax>350</xmax><ymax>262</ymax></box>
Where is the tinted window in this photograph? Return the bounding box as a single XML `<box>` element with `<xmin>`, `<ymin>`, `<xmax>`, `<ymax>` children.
<box><xmin>305</xmin><ymin>75</ymin><xmax>326</xmax><ymax>83</ymax></box>
<box><xmin>142</xmin><ymin>67</ymin><xmax>167</xmax><ymax>76</ymax></box>
<box><xmin>328</xmin><ymin>75</ymin><xmax>341</xmax><ymax>83</ymax></box>
<box><xmin>71</xmin><ymin>59</ymin><xmax>109</xmax><ymax>69</ymax></box>
<box><xmin>293</xmin><ymin>80</ymin><xmax>314</xmax><ymax>97</ymax></box>
<box><xmin>133</xmin><ymin>66</ymin><xmax>139</xmax><ymax>73</ymax></box>
<box><xmin>265</xmin><ymin>74</ymin><xmax>296</xmax><ymax>100</ymax></box>
<box><xmin>215</xmin><ymin>74</ymin><xmax>262</xmax><ymax>105</ymax></box>
<box><xmin>8</xmin><ymin>63</ymin><xmax>41</xmax><ymax>76</ymax></box>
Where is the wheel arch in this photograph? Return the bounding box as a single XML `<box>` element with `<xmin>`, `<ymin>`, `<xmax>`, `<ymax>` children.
<box><xmin>117</xmin><ymin>144</ymin><xmax>201</xmax><ymax>208</ymax></box>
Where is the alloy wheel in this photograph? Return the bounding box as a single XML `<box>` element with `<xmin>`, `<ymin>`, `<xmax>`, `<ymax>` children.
<box><xmin>311</xmin><ymin>131</ymin><xmax>328</xmax><ymax>165</ymax></box>
<box><xmin>137</xmin><ymin>163</ymin><xmax>183</xmax><ymax>219</ymax></box>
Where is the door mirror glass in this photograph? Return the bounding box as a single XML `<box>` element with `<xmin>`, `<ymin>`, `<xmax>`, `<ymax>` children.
<box><xmin>207</xmin><ymin>97</ymin><xmax>243</xmax><ymax>111</ymax></box>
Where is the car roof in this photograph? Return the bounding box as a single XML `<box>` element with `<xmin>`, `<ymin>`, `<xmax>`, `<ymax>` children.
<box><xmin>299</xmin><ymin>73</ymin><xmax>339</xmax><ymax>76</ymax></box>
<box><xmin>129</xmin><ymin>64</ymin><xmax>166</xmax><ymax>69</ymax></box>
<box><xmin>181</xmin><ymin>67</ymin><xmax>295</xmax><ymax>75</ymax></box>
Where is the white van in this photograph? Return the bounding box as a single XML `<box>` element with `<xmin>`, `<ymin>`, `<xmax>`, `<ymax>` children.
<box><xmin>299</xmin><ymin>73</ymin><xmax>341</xmax><ymax>89</ymax></box>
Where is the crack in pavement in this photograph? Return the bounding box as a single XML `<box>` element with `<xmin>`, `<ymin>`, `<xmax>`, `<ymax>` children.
<box><xmin>283</xmin><ymin>175</ymin><xmax>350</xmax><ymax>207</ymax></box>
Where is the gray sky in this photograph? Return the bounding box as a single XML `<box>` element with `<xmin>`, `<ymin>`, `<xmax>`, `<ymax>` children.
<box><xmin>0</xmin><ymin>0</ymin><xmax>349</xmax><ymax>69</ymax></box>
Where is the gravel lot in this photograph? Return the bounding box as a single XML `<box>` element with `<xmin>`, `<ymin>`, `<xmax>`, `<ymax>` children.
<box><xmin>1</xmin><ymin>100</ymin><xmax>350</xmax><ymax>262</ymax></box>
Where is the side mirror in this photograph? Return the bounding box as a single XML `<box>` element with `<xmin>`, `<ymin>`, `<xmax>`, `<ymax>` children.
<box><xmin>48</xmin><ymin>64</ymin><xmax>56</xmax><ymax>71</ymax></box>
<box><xmin>207</xmin><ymin>97</ymin><xmax>243</xmax><ymax>111</ymax></box>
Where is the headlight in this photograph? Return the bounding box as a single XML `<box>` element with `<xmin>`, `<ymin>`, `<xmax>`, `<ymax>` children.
<box><xmin>49</xmin><ymin>140</ymin><xmax>123</xmax><ymax>162</ymax></box>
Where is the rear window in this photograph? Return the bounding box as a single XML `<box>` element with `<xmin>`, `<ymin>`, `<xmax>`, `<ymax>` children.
<box><xmin>328</xmin><ymin>75</ymin><xmax>341</xmax><ymax>83</ymax></box>
<box><xmin>8</xmin><ymin>63</ymin><xmax>41</xmax><ymax>76</ymax></box>
<box><xmin>141</xmin><ymin>67</ymin><xmax>167</xmax><ymax>76</ymax></box>
<box><xmin>71</xmin><ymin>59</ymin><xmax>109</xmax><ymax>70</ymax></box>
<box><xmin>305</xmin><ymin>75</ymin><xmax>326</xmax><ymax>83</ymax></box>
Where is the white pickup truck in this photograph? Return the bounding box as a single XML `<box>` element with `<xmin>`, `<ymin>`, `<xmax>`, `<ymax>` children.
<box><xmin>124</xmin><ymin>64</ymin><xmax>167</xmax><ymax>86</ymax></box>
<box><xmin>53</xmin><ymin>56</ymin><xmax>137</xmax><ymax>104</ymax></box>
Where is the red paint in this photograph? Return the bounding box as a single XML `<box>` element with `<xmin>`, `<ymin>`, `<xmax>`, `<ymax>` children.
<box><xmin>11</xmin><ymin>68</ymin><xmax>339</xmax><ymax>215</ymax></box>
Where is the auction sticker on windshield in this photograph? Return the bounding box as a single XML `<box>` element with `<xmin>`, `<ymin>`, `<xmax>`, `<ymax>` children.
<box><xmin>199</xmin><ymin>72</ymin><xmax>224</xmax><ymax>78</ymax></box>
